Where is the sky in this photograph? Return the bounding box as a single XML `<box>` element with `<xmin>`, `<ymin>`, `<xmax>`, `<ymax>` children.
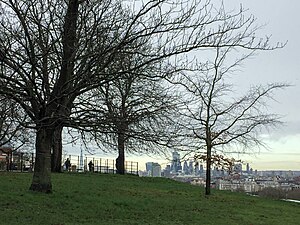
<box><xmin>66</xmin><ymin>1</ymin><xmax>300</xmax><ymax>171</ymax></box>
<box><xmin>221</xmin><ymin>0</ymin><xmax>300</xmax><ymax>171</ymax></box>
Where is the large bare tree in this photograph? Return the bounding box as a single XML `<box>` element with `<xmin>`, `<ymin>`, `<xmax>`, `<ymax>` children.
<box><xmin>0</xmin><ymin>0</ymin><xmax>283</xmax><ymax>192</ymax></box>
<box><xmin>0</xmin><ymin>0</ymin><xmax>125</xmax><ymax>192</ymax></box>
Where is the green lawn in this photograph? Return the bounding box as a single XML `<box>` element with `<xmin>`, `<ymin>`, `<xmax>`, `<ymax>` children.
<box><xmin>0</xmin><ymin>172</ymin><xmax>299</xmax><ymax>225</ymax></box>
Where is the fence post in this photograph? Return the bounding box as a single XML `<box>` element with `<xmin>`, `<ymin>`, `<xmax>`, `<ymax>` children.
<box><xmin>92</xmin><ymin>157</ymin><xmax>95</xmax><ymax>172</ymax></box>
<box><xmin>85</xmin><ymin>157</ymin><xmax>87</xmax><ymax>172</ymax></box>
<box><xmin>20</xmin><ymin>152</ymin><xmax>23</xmax><ymax>172</ymax></box>
<box><xmin>6</xmin><ymin>153</ymin><xmax>9</xmax><ymax>171</ymax></box>
<box><xmin>77</xmin><ymin>156</ymin><xmax>80</xmax><ymax>172</ymax></box>
<box><xmin>96</xmin><ymin>160</ymin><xmax>98</xmax><ymax>172</ymax></box>
<box><xmin>106</xmin><ymin>159</ymin><xmax>108</xmax><ymax>173</ymax></box>
<box><xmin>100</xmin><ymin>158</ymin><xmax>102</xmax><ymax>174</ymax></box>
<box><xmin>113</xmin><ymin>160</ymin><xmax>115</xmax><ymax>174</ymax></box>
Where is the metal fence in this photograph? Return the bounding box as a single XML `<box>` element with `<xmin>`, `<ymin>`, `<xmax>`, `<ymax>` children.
<box><xmin>64</xmin><ymin>154</ymin><xmax>139</xmax><ymax>175</ymax></box>
<box><xmin>0</xmin><ymin>152</ymin><xmax>138</xmax><ymax>175</ymax></box>
<box><xmin>0</xmin><ymin>152</ymin><xmax>34</xmax><ymax>172</ymax></box>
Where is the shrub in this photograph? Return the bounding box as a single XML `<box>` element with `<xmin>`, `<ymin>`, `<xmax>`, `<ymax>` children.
<box><xmin>287</xmin><ymin>189</ymin><xmax>300</xmax><ymax>200</ymax></box>
<box><xmin>258</xmin><ymin>187</ymin><xmax>286</xmax><ymax>200</ymax></box>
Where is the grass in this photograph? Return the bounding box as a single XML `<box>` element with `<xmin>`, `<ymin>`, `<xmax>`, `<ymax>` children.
<box><xmin>0</xmin><ymin>172</ymin><xmax>299</xmax><ymax>225</ymax></box>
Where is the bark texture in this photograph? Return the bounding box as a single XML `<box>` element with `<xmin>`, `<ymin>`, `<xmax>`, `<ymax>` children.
<box><xmin>51</xmin><ymin>126</ymin><xmax>63</xmax><ymax>172</ymax></box>
<box><xmin>29</xmin><ymin>127</ymin><xmax>53</xmax><ymax>193</ymax></box>
<box><xmin>116</xmin><ymin>132</ymin><xmax>125</xmax><ymax>174</ymax></box>
<box><xmin>205</xmin><ymin>145</ymin><xmax>212</xmax><ymax>195</ymax></box>
<box><xmin>30</xmin><ymin>0</ymin><xmax>79</xmax><ymax>192</ymax></box>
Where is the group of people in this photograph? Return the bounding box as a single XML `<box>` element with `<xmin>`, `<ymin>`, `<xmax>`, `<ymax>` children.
<box><xmin>64</xmin><ymin>158</ymin><xmax>94</xmax><ymax>172</ymax></box>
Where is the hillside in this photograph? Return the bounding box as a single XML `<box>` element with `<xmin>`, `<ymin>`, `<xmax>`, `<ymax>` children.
<box><xmin>0</xmin><ymin>173</ymin><xmax>299</xmax><ymax>225</ymax></box>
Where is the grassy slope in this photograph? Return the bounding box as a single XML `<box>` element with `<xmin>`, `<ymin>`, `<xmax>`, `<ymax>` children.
<box><xmin>0</xmin><ymin>173</ymin><xmax>299</xmax><ymax>225</ymax></box>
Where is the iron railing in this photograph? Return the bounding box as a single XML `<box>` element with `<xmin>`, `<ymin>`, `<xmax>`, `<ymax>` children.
<box><xmin>0</xmin><ymin>152</ymin><xmax>138</xmax><ymax>175</ymax></box>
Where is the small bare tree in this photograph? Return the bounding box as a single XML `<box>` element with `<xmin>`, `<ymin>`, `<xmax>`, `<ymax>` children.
<box><xmin>71</xmin><ymin>37</ymin><xmax>181</xmax><ymax>174</ymax></box>
<box><xmin>85</xmin><ymin>76</ymin><xmax>179</xmax><ymax>174</ymax></box>
<box><xmin>176</xmin><ymin>45</ymin><xmax>287</xmax><ymax>195</ymax></box>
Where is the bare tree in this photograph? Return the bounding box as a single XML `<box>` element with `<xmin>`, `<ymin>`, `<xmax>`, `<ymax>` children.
<box><xmin>79</xmin><ymin>75</ymin><xmax>179</xmax><ymax>174</ymax></box>
<box><xmin>0</xmin><ymin>0</ymin><xmax>283</xmax><ymax>192</ymax></box>
<box><xmin>0</xmin><ymin>0</ymin><xmax>117</xmax><ymax>192</ymax></box>
<box><xmin>175</xmin><ymin>45</ymin><xmax>287</xmax><ymax>195</ymax></box>
<box><xmin>70</xmin><ymin>36</ymin><xmax>181</xmax><ymax>174</ymax></box>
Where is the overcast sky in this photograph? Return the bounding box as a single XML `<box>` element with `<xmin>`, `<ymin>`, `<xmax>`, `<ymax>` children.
<box><xmin>66</xmin><ymin>1</ymin><xmax>300</xmax><ymax>171</ymax></box>
<box><xmin>218</xmin><ymin>0</ymin><xmax>300</xmax><ymax>170</ymax></box>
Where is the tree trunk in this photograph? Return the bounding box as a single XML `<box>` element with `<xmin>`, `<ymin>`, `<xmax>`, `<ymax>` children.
<box><xmin>29</xmin><ymin>127</ymin><xmax>53</xmax><ymax>193</ymax></box>
<box><xmin>116</xmin><ymin>132</ymin><xmax>125</xmax><ymax>174</ymax></box>
<box><xmin>51</xmin><ymin>125</ymin><xmax>63</xmax><ymax>173</ymax></box>
<box><xmin>205</xmin><ymin>145</ymin><xmax>212</xmax><ymax>195</ymax></box>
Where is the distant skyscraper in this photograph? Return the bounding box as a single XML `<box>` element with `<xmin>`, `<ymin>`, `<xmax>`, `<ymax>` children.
<box><xmin>145</xmin><ymin>162</ymin><xmax>161</xmax><ymax>177</ymax></box>
<box><xmin>171</xmin><ymin>151</ymin><xmax>182</xmax><ymax>172</ymax></box>
<box><xmin>200</xmin><ymin>164</ymin><xmax>204</xmax><ymax>174</ymax></box>
<box><xmin>246</xmin><ymin>163</ymin><xmax>250</xmax><ymax>174</ymax></box>
<box><xmin>152</xmin><ymin>163</ymin><xmax>161</xmax><ymax>177</ymax></box>
<box><xmin>189</xmin><ymin>160</ymin><xmax>194</xmax><ymax>174</ymax></box>
<box><xmin>250</xmin><ymin>168</ymin><xmax>253</xmax><ymax>174</ymax></box>
<box><xmin>163</xmin><ymin>165</ymin><xmax>171</xmax><ymax>177</ymax></box>
<box><xmin>194</xmin><ymin>162</ymin><xmax>199</xmax><ymax>175</ymax></box>
<box><xmin>146</xmin><ymin>162</ymin><xmax>153</xmax><ymax>173</ymax></box>
<box><xmin>183</xmin><ymin>161</ymin><xmax>189</xmax><ymax>174</ymax></box>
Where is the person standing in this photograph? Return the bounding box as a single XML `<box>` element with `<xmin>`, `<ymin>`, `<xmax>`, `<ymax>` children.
<box><xmin>64</xmin><ymin>158</ymin><xmax>71</xmax><ymax>171</ymax></box>
<box><xmin>88</xmin><ymin>160</ymin><xmax>94</xmax><ymax>172</ymax></box>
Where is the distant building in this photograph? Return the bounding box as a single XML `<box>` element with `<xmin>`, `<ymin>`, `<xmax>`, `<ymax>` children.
<box><xmin>138</xmin><ymin>170</ymin><xmax>148</xmax><ymax>177</ymax></box>
<box><xmin>183</xmin><ymin>161</ymin><xmax>189</xmax><ymax>174</ymax></box>
<box><xmin>145</xmin><ymin>162</ymin><xmax>161</xmax><ymax>177</ymax></box>
<box><xmin>171</xmin><ymin>151</ymin><xmax>182</xmax><ymax>172</ymax></box>
<box><xmin>0</xmin><ymin>141</ymin><xmax>13</xmax><ymax>171</ymax></box>
<box><xmin>200</xmin><ymin>164</ymin><xmax>204</xmax><ymax>175</ymax></box>
<box><xmin>249</xmin><ymin>168</ymin><xmax>253</xmax><ymax>174</ymax></box>
<box><xmin>188</xmin><ymin>160</ymin><xmax>194</xmax><ymax>174</ymax></box>
<box><xmin>146</xmin><ymin>162</ymin><xmax>153</xmax><ymax>173</ymax></box>
<box><xmin>217</xmin><ymin>179</ymin><xmax>260</xmax><ymax>193</ymax></box>
<box><xmin>152</xmin><ymin>163</ymin><xmax>161</xmax><ymax>177</ymax></box>
<box><xmin>0</xmin><ymin>140</ymin><xmax>13</xmax><ymax>154</ymax></box>
<box><xmin>246</xmin><ymin>163</ymin><xmax>250</xmax><ymax>174</ymax></box>
<box><xmin>163</xmin><ymin>165</ymin><xmax>171</xmax><ymax>177</ymax></box>
<box><xmin>194</xmin><ymin>163</ymin><xmax>199</xmax><ymax>175</ymax></box>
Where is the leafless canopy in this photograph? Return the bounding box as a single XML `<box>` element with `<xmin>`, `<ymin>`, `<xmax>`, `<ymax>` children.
<box><xmin>0</xmin><ymin>0</ymin><xmax>283</xmax><ymax>129</ymax></box>
<box><xmin>171</xmin><ymin>45</ymin><xmax>287</xmax><ymax>195</ymax></box>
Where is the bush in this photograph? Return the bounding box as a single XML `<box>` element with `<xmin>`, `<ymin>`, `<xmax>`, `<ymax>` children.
<box><xmin>287</xmin><ymin>189</ymin><xmax>300</xmax><ymax>200</ymax></box>
<box><xmin>258</xmin><ymin>187</ymin><xmax>286</xmax><ymax>200</ymax></box>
